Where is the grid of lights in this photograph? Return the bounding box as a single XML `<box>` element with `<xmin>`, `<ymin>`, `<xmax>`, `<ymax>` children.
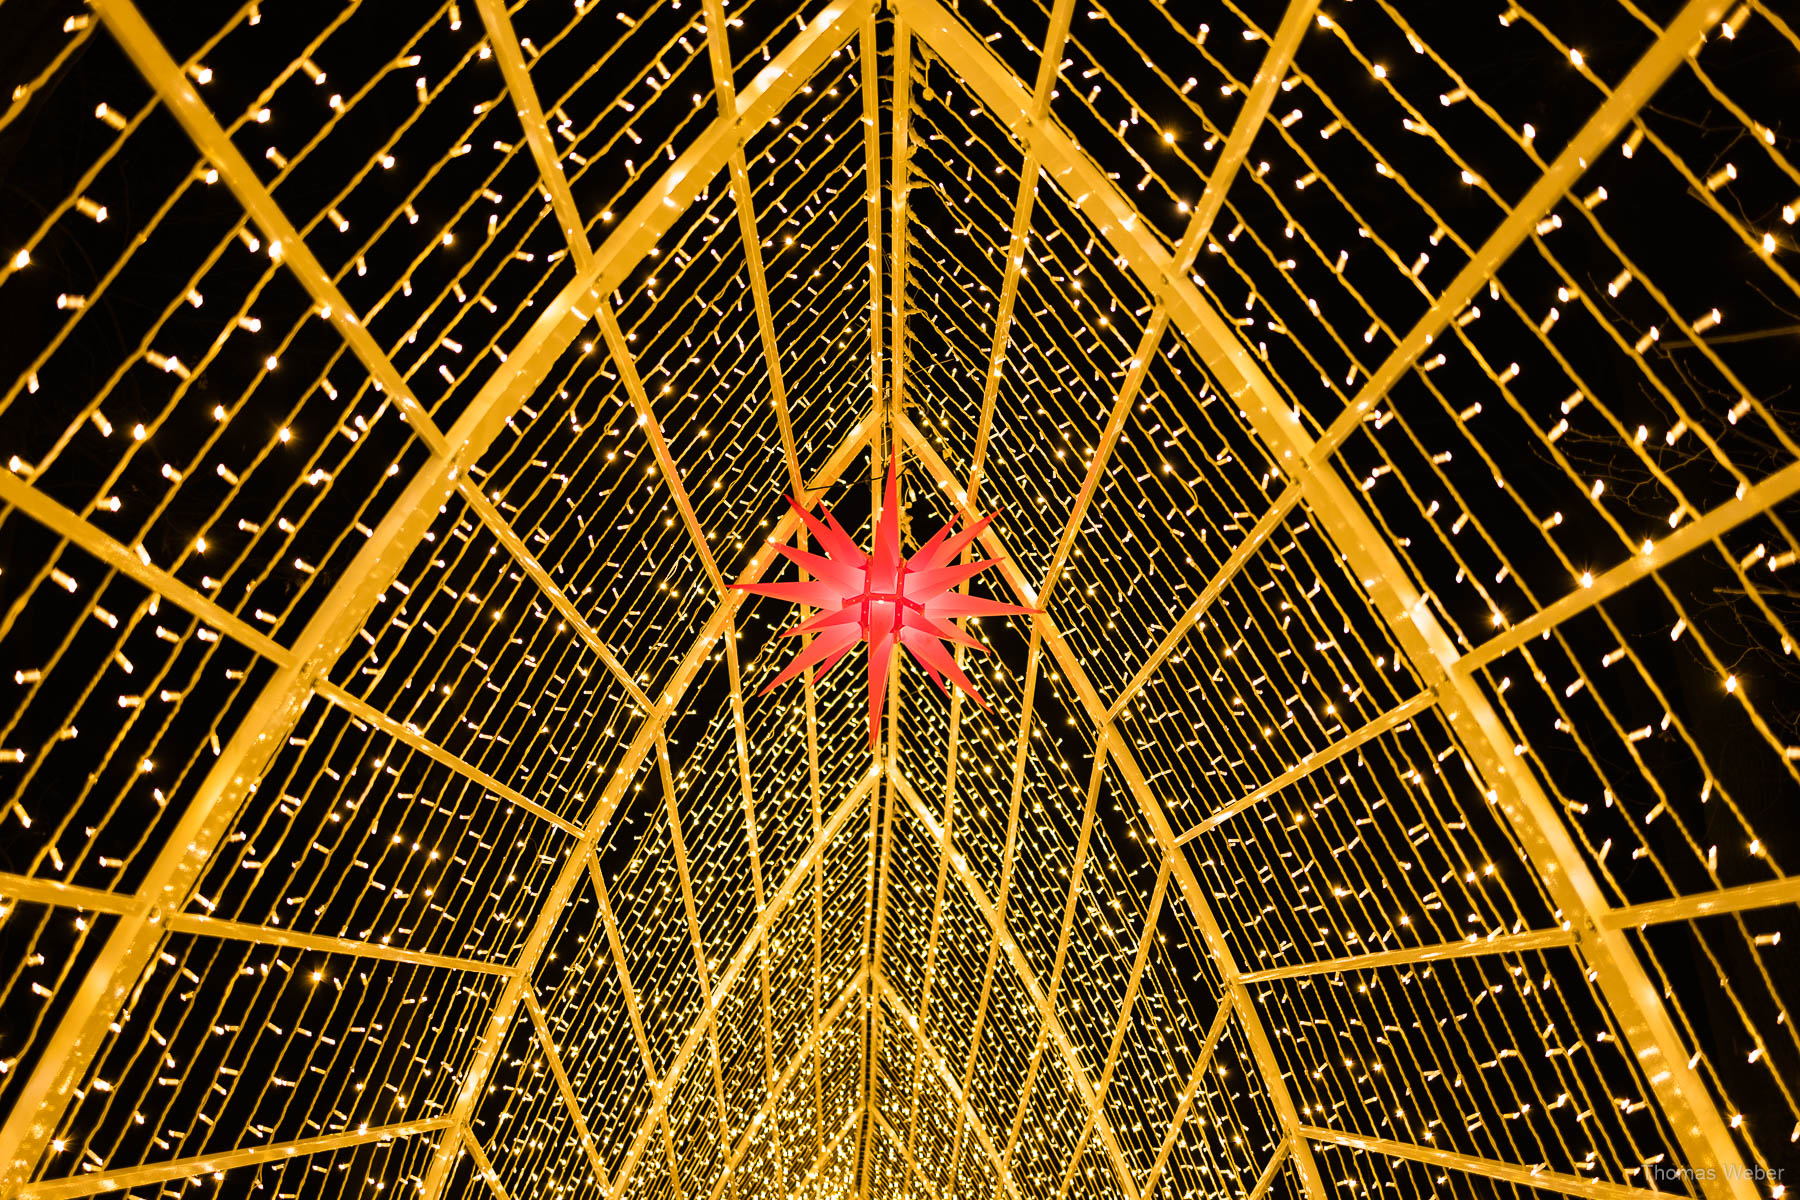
<box><xmin>0</xmin><ymin>0</ymin><xmax>1796</xmax><ymax>1199</ymax></box>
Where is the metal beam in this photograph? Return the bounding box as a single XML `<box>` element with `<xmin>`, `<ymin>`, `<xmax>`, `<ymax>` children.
<box><xmin>931</xmin><ymin>627</ymin><xmax>1047</xmax><ymax>1200</ymax></box>
<box><xmin>587</xmin><ymin>855</ymin><xmax>664</xmax><ymax>1078</ymax></box>
<box><xmin>1238</xmin><ymin>927</ymin><xmax>1579</xmax><ymax>983</ymax></box>
<box><xmin>0</xmin><ymin>3</ymin><xmax>868</xmax><ymax>1185</ymax></box>
<box><xmin>809</xmin><ymin>636</ymin><xmax>828</xmax><ymax>1155</ymax></box>
<box><xmin>703</xmin><ymin>970</ymin><xmax>869</xmax><ymax>1200</ymax></box>
<box><xmin>895</xmin><ymin>655</ymin><xmax>982</xmax><ymax>1200</ymax></box>
<box><xmin>1048</xmin><ymin>858</ymin><xmax>1172</xmax><ymax>1200</ymax></box>
<box><xmin>655</xmin><ymin>731</ymin><xmax>739</xmax><ymax>1172</ymax></box>
<box><xmin>1299</xmin><ymin>1127</ymin><xmax>1674</xmax><ymax>1200</ymax></box>
<box><xmin>0</xmin><ymin>469</ymin><xmax>587</xmax><ymax>844</ymax></box>
<box><xmin>469</xmin><ymin>0</ymin><xmax>591</xmax><ymax>267</ymax></box>
<box><xmin>860</xmin><ymin>450</ymin><xmax>915</xmax><ymax>1198</ymax></box>
<box><xmin>859</xmin><ymin>683</ymin><xmax>904</xmax><ymax>1200</ymax></box>
<box><xmin>1139</xmin><ymin>999</ymin><xmax>1235</xmax><ymax>1200</ymax></box>
<box><xmin>870</xmin><ymin>1108</ymin><xmax>918</xmax><ymax>1187</ymax></box>
<box><xmin>860</xmin><ymin>458</ymin><xmax>915</xmax><ymax>1199</ymax></box>
<box><xmin>860</xmin><ymin>11</ymin><xmax>885</xmax><ymax>426</ymax></box>
<box><xmin>700</xmin><ymin>13</ymin><xmax>812</xmax><ymax>1136</ymax></box>
<box><xmin>161</xmin><ymin>911</ymin><xmax>509</xmax><ymax>975</ymax></box>
<box><xmin>0</xmin><ymin>872</ymin><xmax>517</xmax><ymax>976</ymax></box>
<box><xmin>888</xmin><ymin>13</ymin><xmax>915</xmax><ymax>417</ymax></box>
<box><xmin>15</xmin><ymin>1118</ymin><xmax>450</xmax><ymax>1200</ymax></box>
<box><xmin>876</xmin><ymin>984</ymin><xmax>1024</xmax><ymax>1200</ymax></box>
<box><xmin>586</xmin><ymin>852</ymin><xmax>684</xmax><ymax>1193</ymax></box>
<box><xmin>963</xmin><ymin>0</ymin><xmax>1077</xmax><ymax>513</ymax></box>
<box><xmin>1246</xmin><ymin>1141</ymin><xmax>1291</xmax><ymax>1200</ymax></box>
<box><xmin>1102</xmin><ymin>482</ymin><xmax>1299</xmax><ymax>724</ymax></box>
<box><xmin>1034</xmin><ymin>0</ymin><xmax>1321</xmax><ymax>610</ymax></box>
<box><xmin>521</xmin><ymin>986</ymin><xmax>611</xmax><ymax>1190</ymax></box>
<box><xmin>901</xmin><ymin>416</ymin><xmax>1327</xmax><ymax>1197</ymax></box>
<box><xmin>892</xmin><ymin>735</ymin><xmax>957</xmax><ymax>1200</ymax></box>
<box><xmin>896</xmin><ymin>0</ymin><xmax>1754</xmax><ymax>1190</ymax></box>
<box><xmin>1604</xmin><ymin>876</ymin><xmax>1800</xmax><ymax>928</ymax></box>
<box><xmin>605</xmin><ymin>774</ymin><xmax>878</xmax><ymax>1200</ymax></box>
<box><xmin>1058</xmin><ymin>0</ymin><xmax>1769</xmax><ymax>728</ymax></box>
<box><xmin>992</xmin><ymin>754</ymin><xmax>1107</xmax><ymax>1187</ymax></box>
<box><xmin>1302</xmin><ymin>2</ymin><xmax>1731</xmax><ymax>469</ymax></box>
<box><xmin>313</xmin><ymin>678</ymin><xmax>584</xmax><ymax>837</ymax></box>
<box><xmin>594</xmin><ymin>298</ymin><xmax>729</xmax><ymax>597</ymax></box>
<box><xmin>110</xmin><ymin>0</ymin><xmax>649</xmax><ymax>719</ymax></box>
<box><xmin>889</xmin><ymin>763</ymin><xmax>1145</xmax><ymax>1200</ymax></box>
<box><xmin>1452</xmin><ymin>455</ymin><xmax>1800</xmax><ymax>681</ymax></box>
<box><xmin>1174</xmin><ymin>690</ymin><xmax>1438</xmax><ymax>845</ymax></box>
<box><xmin>862</xmin><ymin>16</ymin><xmax>913</xmax><ymax>1157</ymax></box>
<box><xmin>462</xmin><ymin>1124</ymin><xmax>518</xmax><ymax>1200</ymax></box>
<box><xmin>700</xmin><ymin>0</ymin><xmax>806</xmax><ymax>499</ymax></box>
<box><xmin>900</xmin><ymin>717</ymin><xmax>965</xmax><ymax>1198</ymax></box>
<box><xmin>0</xmin><ymin>470</ymin><xmax>288</xmax><ymax>664</ymax></box>
<box><xmin>0</xmin><ymin>874</ymin><xmax>150</xmax><ymax>919</ymax></box>
<box><xmin>781</xmin><ymin>1107</ymin><xmax>860</xmax><ymax>1200</ymax></box>
<box><xmin>456</xmin><ymin>485</ymin><xmax>652</xmax><ymax>712</ymax></box>
<box><xmin>721</xmin><ymin>628</ymin><xmax>780</xmax><ymax>1127</ymax></box>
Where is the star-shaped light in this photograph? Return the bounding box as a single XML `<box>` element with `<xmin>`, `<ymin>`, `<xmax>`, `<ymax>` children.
<box><xmin>734</xmin><ymin>455</ymin><xmax>1034</xmax><ymax>746</ymax></box>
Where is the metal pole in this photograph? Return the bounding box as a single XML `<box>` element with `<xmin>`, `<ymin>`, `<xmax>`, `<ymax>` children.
<box><xmin>586</xmin><ymin>854</ymin><xmax>683</xmax><ymax>1192</ymax></box>
<box><xmin>1034</xmin><ymin>0</ymin><xmax>1321</xmax><ymax>611</ymax></box>
<box><xmin>961</xmin><ymin>0</ymin><xmax>1078</xmax><ymax>514</ymax></box>
<box><xmin>1174</xmin><ymin>691</ymin><xmax>1437</xmax><ymax>844</ymax></box>
<box><xmin>462</xmin><ymin>1125</ymin><xmax>519</xmax><ymax>1200</ymax></box>
<box><xmin>1139</xmin><ymin>999</ymin><xmax>1235</xmax><ymax>1200</ymax></box>
<box><xmin>468</xmin><ymin>0</ymin><xmax>592</xmax><ymax>267</ymax></box>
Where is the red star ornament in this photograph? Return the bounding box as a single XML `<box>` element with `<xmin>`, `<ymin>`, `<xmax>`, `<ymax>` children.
<box><xmin>733</xmin><ymin>455</ymin><xmax>1035</xmax><ymax>747</ymax></box>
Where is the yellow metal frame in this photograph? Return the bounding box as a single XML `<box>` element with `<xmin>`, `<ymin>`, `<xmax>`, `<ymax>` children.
<box><xmin>1</xmin><ymin>0</ymin><xmax>1790</xmax><ymax>1197</ymax></box>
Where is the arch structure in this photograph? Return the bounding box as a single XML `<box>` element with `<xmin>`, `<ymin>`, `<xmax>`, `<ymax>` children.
<box><xmin>0</xmin><ymin>1</ymin><xmax>1796</xmax><ymax>1200</ymax></box>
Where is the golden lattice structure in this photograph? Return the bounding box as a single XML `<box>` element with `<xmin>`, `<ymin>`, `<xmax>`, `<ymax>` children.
<box><xmin>0</xmin><ymin>0</ymin><xmax>1797</xmax><ymax>1198</ymax></box>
